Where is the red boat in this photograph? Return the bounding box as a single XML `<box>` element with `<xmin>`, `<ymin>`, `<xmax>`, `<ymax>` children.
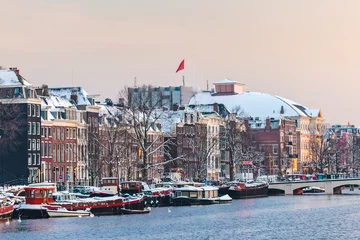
<box><xmin>13</xmin><ymin>183</ymin><xmax>146</xmax><ymax>219</ymax></box>
<box><xmin>0</xmin><ymin>196</ymin><xmax>14</xmax><ymax>219</ymax></box>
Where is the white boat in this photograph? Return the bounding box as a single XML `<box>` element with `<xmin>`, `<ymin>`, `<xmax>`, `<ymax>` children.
<box><xmin>47</xmin><ymin>207</ymin><xmax>91</xmax><ymax>218</ymax></box>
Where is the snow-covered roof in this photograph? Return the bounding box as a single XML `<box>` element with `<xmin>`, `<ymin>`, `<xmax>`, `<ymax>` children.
<box><xmin>189</xmin><ymin>91</ymin><xmax>320</xmax><ymax>119</ymax></box>
<box><xmin>0</xmin><ymin>70</ymin><xmax>32</xmax><ymax>86</ymax></box>
<box><xmin>48</xmin><ymin>87</ymin><xmax>91</xmax><ymax>106</ymax></box>
<box><xmin>213</xmin><ymin>78</ymin><xmax>242</xmax><ymax>85</ymax></box>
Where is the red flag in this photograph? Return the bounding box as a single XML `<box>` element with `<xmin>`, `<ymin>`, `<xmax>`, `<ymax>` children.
<box><xmin>175</xmin><ymin>59</ymin><xmax>184</xmax><ymax>73</ymax></box>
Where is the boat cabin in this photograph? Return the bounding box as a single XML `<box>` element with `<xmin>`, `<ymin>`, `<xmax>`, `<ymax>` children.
<box><xmin>174</xmin><ymin>186</ymin><xmax>218</xmax><ymax>199</ymax></box>
<box><xmin>99</xmin><ymin>177</ymin><xmax>119</xmax><ymax>195</ymax></box>
<box><xmin>120</xmin><ymin>181</ymin><xmax>150</xmax><ymax>195</ymax></box>
<box><xmin>24</xmin><ymin>183</ymin><xmax>57</xmax><ymax>205</ymax></box>
<box><xmin>52</xmin><ymin>192</ymin><xmax>77</xmax><ymax>202</ymax></box>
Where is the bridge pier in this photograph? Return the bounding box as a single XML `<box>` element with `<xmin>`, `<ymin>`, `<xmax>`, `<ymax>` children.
<box><xmin>324</xmin><ymin>181</ymin><xmax>333</xmax><ymax>194</ymax></box>
<box><xmin>284</xmin><ymin>185</ymin><xmax>293</xmax><ymax>195</ymax></box>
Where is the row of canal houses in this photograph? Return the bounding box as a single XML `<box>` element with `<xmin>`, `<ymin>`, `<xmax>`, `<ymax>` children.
<box><xmin>3</xmin><ymin>67</ymin><xmax>356</xmax><ymax>186</ymax></box>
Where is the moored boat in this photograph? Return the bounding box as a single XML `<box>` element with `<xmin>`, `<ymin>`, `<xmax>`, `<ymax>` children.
<box><xmin>47</xmin><ymin>207</ymin><xmax>91</xmax><ymax>218</ymax></box>
<box><xmin>120</xmin><ymin>208</ymin><xmax>151</xmax><ymax>214</ymax></box>
<box><xmin>0</xmin><ymin>196</ymin><xmax>14</xmax><ymax>219</ymax></box>
<box><xmin>302</xmin><ymin>186</ymin><xmax>325</xmax><ymax>194</ymax></box>
<box><xmin>220</xmin><ymin>181</ymin><xmax>268</xmax><ymax>199</ymax></box>
<box><xmin>14</xmin><ymin>182</ymin><xmax>147</xmax><ymax>218</ymax></box>
<box><xmin>172</xmin><ymin>186</ymin><xmax>219</xmax><ymax>206</ymax></box>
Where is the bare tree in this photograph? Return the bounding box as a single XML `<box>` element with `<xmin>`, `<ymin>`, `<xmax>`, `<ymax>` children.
<box><xmin>119</xmin><ymin>85</ymin><xmax>184</xmax><ymax>183</ymax></box>
<box><xmin>309</xmin><ymin>127</ymin><xmax>337</xmax><ymax>173</ymax></box>
<box><xmin>224</xmin><ymin>106</ymin><xmax>247</xmax><ymax>181</ymax></box>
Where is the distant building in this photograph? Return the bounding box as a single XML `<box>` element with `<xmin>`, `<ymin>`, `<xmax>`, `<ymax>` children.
<box><xmin>189</xmin><ymin>79</ymin><xmax>325</xmax><ymax>173</ymax></box>
<box><xmin>128</xmin><ymin>86</ymin><xmax>196</xmax><ymax>110</ymax></box>
<box><xmin>0</xmin><ymin>68</ymin><xmax>41</xmax><ymax>185</ymax></box>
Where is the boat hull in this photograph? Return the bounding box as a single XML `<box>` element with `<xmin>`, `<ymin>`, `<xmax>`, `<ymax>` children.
<box><xmin>0</xmin><ymin>205</ymin><xmax>14</xmax><ymax>219</ymax></box>
<box><xmin>13</xmin><ymin>206</ymin><xmax>49</xmax><ymax>219</ymax></box>
<box><xmin>227</xmin><ymin>185</ymin><xmax>268</xmax><ymax>199</ymax></box>
<box><xmin>120</xmin><ymin>208</ymin><xmax>150</xmax><ymax>214</ymax></box>
<box><xmin>172</xmin><ymin>197</ymin><xmax>216</xmax><ymax>206</ymax></box>
<box><xmin>47</xmin><ymin>210</ymin><xmax>90</xmax><ymax>218</ymax></box>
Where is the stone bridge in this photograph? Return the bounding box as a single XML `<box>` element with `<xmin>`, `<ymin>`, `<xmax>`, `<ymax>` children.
<box><xmin>268</xmin><ymin>178</ymin><xmax>360</xmax><ymax>195</ymax></box>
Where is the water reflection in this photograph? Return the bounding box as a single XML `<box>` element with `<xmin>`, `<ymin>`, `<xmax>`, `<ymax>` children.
<box><xmin>2</xmin><ymin>195</ymin><xmax>360</xmax><ymax>240</ymax></box>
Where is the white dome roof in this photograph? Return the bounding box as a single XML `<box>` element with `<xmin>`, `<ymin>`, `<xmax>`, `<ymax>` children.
<box><xmin>189</xmin><ymin>91</ymin><xmax>319</xmax><ymax>118</ymax></box>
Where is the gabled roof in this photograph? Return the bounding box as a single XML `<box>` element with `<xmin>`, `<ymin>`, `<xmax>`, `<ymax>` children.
<box><xmin>0</xmin><ymin>70</ymin><xmax>32</xmax><ymax>86</ymax></box>
<box><xmin>48</xmin><ymin>86</ymin><xmax>91</xmax><ymax>106</ymax></box>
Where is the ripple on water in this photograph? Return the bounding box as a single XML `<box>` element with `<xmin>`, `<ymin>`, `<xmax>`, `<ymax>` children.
<box><xmin>2</xmin><ymin>195</ymin><xmax>360</xmax><ymax>240</ymax></box>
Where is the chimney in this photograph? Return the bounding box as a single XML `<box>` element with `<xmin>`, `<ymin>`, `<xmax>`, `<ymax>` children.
<box><xmin>184</xmin><ymin>112</ymin><xmax>188</xmax><ymax>123</ymax></box>
<box><xmin>118</xmin><ymin>98</ymin><xmax>125</xmax><ymax>107</ymax></box>
<box><xmin>172</xmin><ymin>104</ymin><xmax>179</xmax><ymax>111</ymax></box>
<box><xmin>42</xmin><ymin>84</ymin><xmax>49</xmax><ymax>96</ymax></box>
<box><xmin>244</xmin><ymin>119</ymin><xmax>249</xmax><ymax>131</ymax></box>
<box><xmin>213</xmin><ymin>103</ymin><xmax>219</xmax><ymax>113</ymax></box>
<box><xmin>71</xmin><ymin>88</ymin><xmax>78</xmax><ymax>104</ymax></box>
<box><xmin>265</xmin><ymin>118</ymin><xmax>271</xmax><ymax>130</ymax></box>
<box><xmin>9</xmin><ymin>67</ymin><xmax>20</xmax><ymax>75</ymax></box>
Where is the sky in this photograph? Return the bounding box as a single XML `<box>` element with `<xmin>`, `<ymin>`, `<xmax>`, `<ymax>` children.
<box><xmin>1</xmin><ymin>0</ymin><xmax>360</xmax><ymax>125</ymax></box>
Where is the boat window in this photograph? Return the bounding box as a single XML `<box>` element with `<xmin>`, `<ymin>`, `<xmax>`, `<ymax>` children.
<box><xmin>189</xmin><ymin>192</ymin><xmax>197</xmax><ymax>198</ymax></box>
<box><xmin>48</xmin><ymin>190</ymin><xmax>53</xmax><ymax>198</ymax></box>
<box><xmin>35</xmin><ymin>190</ymin><xmax>42</xmax><ymax>198</ymax></box>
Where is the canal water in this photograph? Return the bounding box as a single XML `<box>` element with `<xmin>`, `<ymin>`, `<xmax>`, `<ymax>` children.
<box><xmin>1</xmin><ymin>195</ymin><xmax>360</xmax><ymax>240</ymax></box>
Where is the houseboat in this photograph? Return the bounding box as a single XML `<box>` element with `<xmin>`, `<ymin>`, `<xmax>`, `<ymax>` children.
<box><xmin>302</xmin><ymin>186</ymin><xmax>325</xmax><ymax>194</ymax></box>
<box><xmin>0</xmin><ymin>196</ymin><xmax>14</xmax><ymax>219</ymax></box>
<box><xmin>219</xmin><ymin>181</ymin><xmax>268</xmax><ymax>199</ymax></box>
<box><xmin>172</xmin><ymin>186</ymin><xmax>219</xmax><ymax>206</ymax></box>
<box><xmin>14</xmin><ymin>182</ymin><xmax>147</xmax><ymax>219</ymax></box>
<box><xmin>89</xmin><ymin>177</ymin><xmax>119</xmax><ymax>197</ymax></box>
<box><xmin>120</xmin><ymin>181</ymin><xmax>173</xmax><ymax>207</ymax></box>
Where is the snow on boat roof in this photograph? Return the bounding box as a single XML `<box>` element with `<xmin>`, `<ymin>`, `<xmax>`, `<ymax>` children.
<box><xmin>0</xmin><ymin>70</ymin><xmax>32</xmax><ymax>86</ymax></box>
<box><xmin>189</xmin><ymin>91</ymin><xmax>319</xmax><ymax>118</ymax></box>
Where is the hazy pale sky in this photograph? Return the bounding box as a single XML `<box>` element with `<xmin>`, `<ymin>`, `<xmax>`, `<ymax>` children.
<box><xmin>1</xmin><ymin>0</ymin><xmax>360</xmax><ymax>124</ymax></box>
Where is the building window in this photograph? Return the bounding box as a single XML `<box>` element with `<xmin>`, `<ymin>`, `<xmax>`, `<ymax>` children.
<box><xmin>32</xmin><ymin>122</ymin><xmax>36</xmax><ymax>135</ymax></box>
<box><xmin>37</xmin><ymin>139</ymin><xmax>40</xmax><ymax>151</ymax></box>
<box><xmin>57</xmin><ymin>144</ymin><xmax>60</xmax><ymax>162</ymax></box>
<box><xmin>49</xmin><ymin>127</ymin><xmax>52</xmax><ymax>137</ymax></box>
<box><xmin>33</xmin><ymin>153</ymin><xmax>36</xmax><ymax>165</ymax></box>
<box><xmin>73</xmin><ymin>129</ymin><xmax>76</xmax><ymax>139</ymax></box>
<box><xmin>28</xmin><ymin>154</ymin><xmax>32</xmax><ymax>165</ymax></box>
<box><xmin>37</xmin><ymin>105</ymin><xmax>40</xmax><ymax>117</ymax></box>
<box><xmin>58</xmin><ymin>128</ymin><xmax>61</xmax><ymax>140</ymax></box>
<box><xmin>28</xmin><ymin>122</ymin><xmax>31</xmax><ymax>135</ymax></box>
<box><xmin>41</xmin><ymin>141</ymin><xmax>44</xmax><ymax>156</ymax></box>
<box><xmin>66</xmin><ymin>128</ymin><xmax>69</xmax><ymax>139</ymax></box>
<box><xmin>61</xmin><ymin>144</ymin><xmax>64</xmax><ymax>162</ymax></box>
<box><xmin>28</xmin><ymin>104</ymin><xmax>31</xmax><ymax>116</ymax></box>
<box><xmin>66</xmin><ymin>144</ymin><xmax>69</xmax><ymax>162</ymax></box>
<box><xmin>45</xmin><ymin>142</ymin><xmax>48</xmax><ymax>156</ymax></box>
<box><xmin>36</xmin><ymin>123</ymin><xmax>40</xmax><ymax>135</ymax></box>
<box><xmin>28</xmin><ymin>139</ymin><xmax>31</xmax><ymax>150</ymax></box>
<box><xmin>32</xmin><ymin>104</ymin><xmax>35</xmax><ymax>116</ymax></box>
<box><xmin>41</xmin><ymin>127</ymin><xmax>44</xmax><ymax>136</ymax></box>
<box><xmin>61</xmin><ymin>128</ymin><xmax>64</xmax><ymax>140</ymax></box>
<box><xmin>273</xmin><ymin>145</ymin><xmax>278</xmax><ymax>155</ymax></box>
<box><xmin>37</xmin><ymin>154</ymin><xmax>40</xmax><ymax>165</ymax></box>
<box><xmin>53</xmin><ymin>144</ymin><xmax>56</xmax><ymax>162</ymax></box>
<box><xmin>45</xmin><ymin>127</ymin><xmax>48</xmax><ymax>138</ymax></box>
<box><xmin>49</xmin><ymin>143</ymin><xmax>52</xmax><ymax>157</ymax></box>
<box><xmin>32</xmin><ymin>139</ymin><xmax>36</xmax><ymax>150</ymax></box>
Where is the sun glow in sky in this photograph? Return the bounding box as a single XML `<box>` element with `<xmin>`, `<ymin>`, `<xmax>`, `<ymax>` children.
<box><xmin>2</xmin><ymin>0</ymin><xmax>360</xmax><ymax>124</ymax></box>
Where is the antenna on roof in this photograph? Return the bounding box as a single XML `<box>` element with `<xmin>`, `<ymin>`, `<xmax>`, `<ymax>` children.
<box><xmin>134</xmin><ymin>77</ymin><xmax>137</xmax><ymax>87</ymax></box>
<box><xmin>71</xmin><ymin>68</ymin><xmax>74</xmax><ymax>86</ymax></box>
<box><xmin>206</xmin><ymin>80</ymin><xmax>209</xmax><ymax>91</ymax></box>
<box><xmin>182</xmin><ymin>75</ymin><xmax>185</xmax><ymax>86</ymax></box>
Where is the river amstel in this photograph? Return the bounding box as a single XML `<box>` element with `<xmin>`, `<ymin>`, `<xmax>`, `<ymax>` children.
<box><xmin>2</xmin><ymin>195</ymin><xmax>360</xmax><ymax>240</ymax></box>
